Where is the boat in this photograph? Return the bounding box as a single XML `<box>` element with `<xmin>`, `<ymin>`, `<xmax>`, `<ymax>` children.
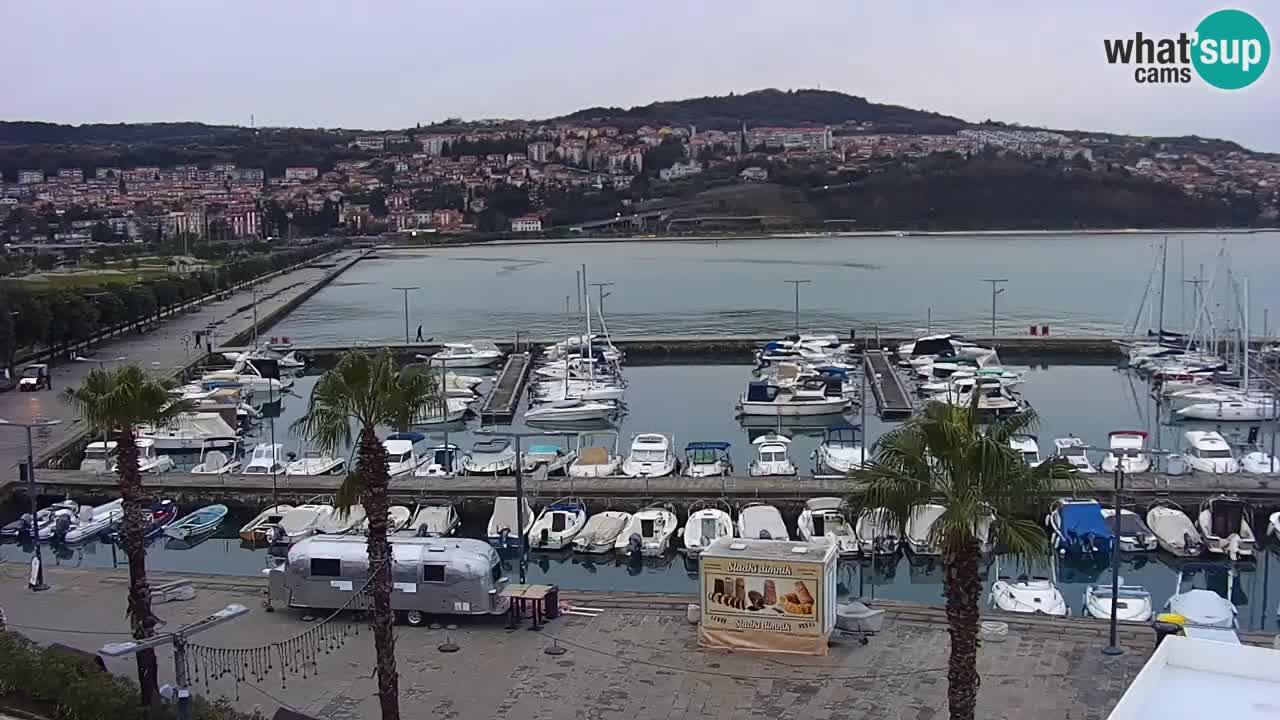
<box><xmin>487</xmin><ymin>496</ymin><xmax>534</xmax><ymax>548</ymax></box>
<box><xmin>621</xmin><ymin>432</ymin><xmax>678</xmax><ymax>478</ymax></box>
<box><xmin>243</xmin><ymin>443</ymin><xmax>286</xmax><ymax>475</ymax></box>
<box><xmin>1099</xmin><ymin>431</ymin><xmax>1152</xmax><ymax>474</ymax></box>
<box><xmin>1240</xmin><ymin>448</ymin><xmax>1279</xmax><ymax>474</ymax></box>
<box><xmin>1145</xmin><ymin>500</ymin><xmax>1205</xmax><ymax>556</ymax></box>
<box><xmin>189</xmin><ymin>438</ymin><xmax>241</xmax><ymax>475</ymax></box>
<box><xmin>855</xmin><ymin>508</ymin><xmax>901</xmax><ymax>556</ymax></box>
<box><xmin>1009</xmin><ymin>434</ymin><xmax>1042</xmax><ymax>467</ymax></box>
<box><xmin>681</xmin><ymin>500</ymin><xmax>734</xmax><ymax>556</ymax></box>
<box><xmin>55</xmin><ymin>499</ymin><xmax>125</xmax><ymax>545</ymax></box>
<box><xmin>904</xmin><ymin>503</ymin><xmax>948</xmax><ymax>556</ymax></box>
<box><xmin>19</xmin><ymin>500</ymin><xmax>82</xmax><ymax>541</ymax></box>
<box><xmin>383</xmin><ymin>506</ymin><xmax>412</xmax><ymax>533</ymax></box>
<box><xmin>525</xmin><ymin>398</ymin><xmax>617</xmax><ymax>424</ymax></box>
<box><xmin>285</xmin><ymin>450</ymin><xmax>346</xmax><ymax>476</ymax></box>
<box><xmin>990</xmin><ymin>575</ymin><xmax>1069</xmax><ymax>616</ymax></box>
<box><xmin>614</xmin><ymin>503</ymin><xmax>678</xmax><ymax>557</ymax></box>
<box><xmin>412</xmin><ymin>397</ymin><xmax>471</xmax><ymax>425</ymax></box>
<box><xmin>568</xmin><ymin>431</ymin><xmax>622</xmax><ymax>478</ymax></box>
<box><xmin>1052</xmin><ymin>437</ymin><xmax>1096</xmax><ymax>474</ymax></box>
<box><xmin>1083</xmin><ymin>581</ymin><xmax>1153</xmax><ymax>622</ymax></box>
<box><xmin>736</xmin><ymin>379</ymin><xmax>849</xmax><ymax>417</ymax></box>
<box><xmin>520</xmin><ymin>443</ymin><xmax>575</xmax><ymax>476</ymax></box>
<box><xmin>748</xmin><ymin>434</ymin><xmax>797</xmax><ymax>476</ymax></box>
<box><xmin>736</xmin><ymin>502</ymin><xmax>788</xmax><ymax>541</ymax></box>
<box><xmin>404</xmin><ymin>498</ymin><xmax>460</xmax><ymax>537</ymax></box>
<box><xmin>143</xmin><ymin>500</ymin><xmax>179</xmax><ymax>539</ymax></box>
<box><xmin>201</xmin><ymin>356</ymin><xmax>290</xmax><ymax>395</ymax></box>
<box><xmin>384</xmin><ymin>432</ymin><xmax>428</xmax><ymax>476</ymax></box>
<box><xmin>163</xmin><ymin>504</ymin><xmax>229</xmax><ymax>540</ymax></box>
<box><xmin>796</xmin><ymin>497</ymin><xmax>857</xmax><ymax>556</ymax></box>
<box><xmin>1165</xmin><ymin>562</ymin><xmax>1238</xmax><ymax>629</ymax></box>
<box><xmin>814</xmin><ymin>424</ymin><xmax>865</xmax><ymax>474</ymax></box>
<box><xmin>1197</xmin><ymin>495</ymin><xmax>1256</xmax><ymax>559</ymax></box>
<box><xmin>1267</xmin><ymin>510</ymin><xmax>1280</xmax><ymax>541</ymax></box>
<box><xmin>572</xmin><ymin>511</ymin><xmax>632</xmax><ymax>554</ymax></box>
<box><xmin>414</xmin><ymin>444</ymin><xmax>464</xmax><ymax>477</ymax></box>
<box><xmin>940</xmin><ymin>377</ymin><xmax>1026</xmax><ymax>418</ymax></box>
<box><xmin>316</xmin><ymin>505</ymin><xmax>366</xmax><ymax>535</ymax></box>
<box><xmin>1046</xmin><ymin>499</ymin><xmax>1114</xmax><ymax>556</ymax></box>
<box><xmin>1101</xmin><ymin>508</ymin><xmax>1158</xmax><ymax>552</ymax></box>
<box><xmin>462</xmin><ymin>437</ymin><xmax>517</xmax><ymax>475</ymax></box>
<box><xmin>897</xmin><ymin>333</ymin><xmax>984</xmax><ymax>361</ymax></box>
<box><xmin>427</xmin><ymin>342</ymin><xmax>503</xmax><ymax>368</ymax></box>
<box><xmin>681</xmin><ymin>441</ymin><xmax>733</xmax><ymax>478</ymax></box>
<box><xmin>1175</xmin><ymin>398</ymin><xmax>1279</xmax><ymax>422</ymax></box>
<box><xmin>138</xmin><ymin>413</ymin><xmax>239</xmax><ymax>452</ymax></box>
<box><xmin>239</xmin><ymin>504</ymin><xmax>295</xmax><ymax>542</ymax></box>
<box><xmin>529</xmin><ymin>498</ymin><xmax>587</xmax><ymax>550</ymax></box>
<box><xmin>530</xmin><ymin>379</ymin><xmax>626</xmax><ymax>403</ymax></box>
<box><xmin>1182</xmin><ymin>431</ymin><xmax>1240</xmax><ymax>474</ymax></box>
<box><xmin>79</xmin><ymin>441</ymin><xmax>114</xmax><ymax>472</ymax></box>
<box><xmin>265</xmin><ymin>503</ymin><xmax>335</xmax><ymax>545</ymax></box>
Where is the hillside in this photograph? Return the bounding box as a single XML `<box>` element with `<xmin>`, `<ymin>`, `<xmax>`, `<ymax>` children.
<box><xmin>558</xmin><ymin>88</ymin><xmax>969</xmax><ymax>133</ymax></box>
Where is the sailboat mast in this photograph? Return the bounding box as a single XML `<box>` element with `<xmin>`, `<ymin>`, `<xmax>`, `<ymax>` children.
<box><xmin>582</xmin><ymin>263</ymin><xmax>593</xmax><ymax>384</ymax></box>
<box><xmin>1242</xmin><ymin>276</ymin><xmax>1249</xmax><ymax>389</ymax></box>
<box><xmin>1156</xmin><ymin>237</ymin><xmax>1167</xmax><ymax>337</ymax></box>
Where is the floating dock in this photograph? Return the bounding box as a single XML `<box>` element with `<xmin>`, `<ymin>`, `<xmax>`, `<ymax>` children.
<box><xmin>864</xmin><ymin>350</ymin><xmax>914</xmax><ymax>418</ymax></box>
<box><xmin>480</xmin><ymin>352</ymin><xmax>531</xmax><ymax>422</ymax></box>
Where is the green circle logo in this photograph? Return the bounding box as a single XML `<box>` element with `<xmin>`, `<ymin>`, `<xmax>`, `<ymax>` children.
<box><xmin>1192</xmin><ymin>9</ymin><xmax>1270</xmax><ymax>89</ymax></box>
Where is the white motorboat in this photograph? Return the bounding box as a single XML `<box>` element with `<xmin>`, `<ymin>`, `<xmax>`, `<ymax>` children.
<box><xmin>614</xmin><ymin>503</ymin><xmax>678</xmax><ymax>557</ymax></box>
<box><xmin>1145</xmin><ymin>500</ymin><xmax>1205</xmax><ymax>556</ymax></box>
<box><xmin>897</xmin><ymin>333</ymin><xmax>987</xmax><ymax>361</ymax></box>
<box><xmin>1182</xmin><ymin>431</ymin><xmax>1239</xmax><ymax>474</ymax></box>
<box><xmin>814</xmin><ymin>424</ymin><xmax>865</xmax><ymax>474</ymax></box>
<box><xmin>1268</xmin><ymin>511</ymin><xmax>1280</xmax><ymax>541</ymax></box>
<box><xmin>990</xmin><ymin>575</ymin><xmax>1069</xmax><ymax>616</ymax></box>
<box><xmin>534</xmin><ymin>356</ymin><xmax>616</xmax><ymax>382</ymax></box>
<box><xmin>855</xmin><ymin>508</ymin><xmax>900</xmax><ymax>556</ymax></box>
<box><xmin>1099</xmin><ymin>431</ymin><xmax>1152</xmax><ymax>474</ymax></box>
<box><xmin>414</xmin><ymin>444</ymin><xmax>464</xmax><ymax>477</ymax></box>
<box><xmin>1165</xmin><ymin>563</ymin><xmax>1238</xmax><ymax>629</ymax></box>
<box><xmin>190</xmin><ymin>438</ymin><xmax>241</xmax><ymax>475</ymax></box>
<box><xmin>135</xmin><ymin>438</ymin><xmax>176</xmax><ymax>474</ymax></box>
<box><xmin>748</xmin><ymin>434</ymin><xmax>797</xmax><ymax>477</ymax></box>
<box><xmin>462</xmin><ymin>437</ymin><xmax>517</xmax><ymax>475</ymax></box>
<box><xmin>316</xmin><ymin>504</ymin><xmax>366</xmax><ymax>535</ymax></box>
<box><xmin>941</xmin><ymin>377</ymin><xmax>1026</xmax><ymax>418</ymax></box>
<box><xmin>737</xmin><ymin>502</ymin><xmax>788</xmax><ymax>541</ymax></box>
<box><xmin>682</xmin><ymin>441</ymin><xmax>733</xmax><ymax>478</ymax></box>
<box><xmin>737</xmin><ymin>379</ymin><xmax>849</xmax><ymax>417</ymax></box>
<box><xmin>266</xmin><ymin>503</ymin><xmax>334</xmax><ymax>545</ymax></box>
<box><xmin>487</xmin><ymin>496</ymin><xmax>534</xmax><ymax>548</ymax></box>
<box><xmin>621</xmin><ymin>432</ymin><xmax>677</xmax><ymax>478</ymax></box>
<box><xmin>1101</xmin><ymin>508</ymin><xmax>1158</xmax><ymax>552</ymax></box>
<box><xmin>285</xmin><ymin>449</ymin><xmax>346</xmax><ymax>476</ymax></box>
<box><xmin>1197</xmin><ymin>495</ymin><xmax>1255</xmax><ymax>559</ymax></box>
<box><xmin>529</xmin><ymin>498</ymin><xmax>587</xmax><ymax>550</ymax></box>
<box><xmin>520</xmin><ymin>443</ymin><xmax>576</xmax><ymax>476</ymax></box>
<box><xmin>544</xmin><ymin>334</ymin><xmax>622</xmax><ymax>362</ymax></box>
<box><xmin>1166</xmin><ymin>386</ymin><xmax>1272</xmax><ymax>411</ymax></box>
<box><xmin>412</xmin><ymin>397</ymin><xmax>471</xmax><ymax>425</ymax></box>
<box><xmin>1240</xmin><ymin>449</ymin><xmax>1279</xmax><ymax>474</ymax></box>
<box><xmin>2</xmin><ymin>499</ymin><xmax>77</xmax><ymax>540</ymax></box>
<box><xmin>360</xmin><ymin>505</ymin><xmax>410</xmax><ymax>533</ymax></box>
<box><xmin>427</xmin><ymin>342</ymin><xmax>503</xmax><ymax>368</ymax></box>
<box><xmin>531</xmin><ymin>379</ymin><xmax>626</xmax><ymax>403</ymax></box>
<box><xmin>54</xmin><ymin>499</ymin><xmax>125</xmax><ymax>545</ymax></box>
<box><xmin>1083</xmin><ymin>581</ymin><xmax>1153</xmax><ymax>622</ymax></box>
<box><xmin>904</xmin><ymin>503</ymin><xmax>947</xmax><ymax>556</ymax></box>
<box><xmin>568</xmin><ymin>431</ymin><xmax>622</xmax><ymax>478</ymax></box>
<box><xmin>796</xmin><ymin>497</ymin><xmax>857</xmax><ymax>556</ymax></box>
<box><xmin>239</xmin><ymin>504</ymin><xmax>294</xmax><ymax>543</ymax></box>
<box><xmin>524</xmin><ymin>398</ymin><xmax>616</xmax><ymax>424</ymax></box>
<box><xmin>138</xmin><ymin>413</ymin><xmax>239</xmax><ymax>452</ymax></box>
<box><xmin>79</xmin><ymin>441</ymin><xmax>115</xmax><ymax>473</ymax></box>
<box><xmin>404</xmin><ymin>499</ymin><xmax>460</xmax><ymax>537</ymax></box>
<box><xmin>1009</xmin><ymin>434</ymin><xmax>1043</xmax><ymax>467</ymax></box>
<box><xmin>1052</xmin><ymin>437</ymin><xmax>1096</xmax><ymax>474</ymax></box>
<box><xmin>572</xmin><ymin>511</ymin><xmax>632</xmax><ymax>553</ymax></box>
<box><xmin>442</xmin><ymin>371</ymin><xmax>484</xmax><ymax>398</ymax></box>
<box><xmin>243</xmin><ymin>443</ymin><xmax>286</xmax><ymax>475</ymax></box>
<box><xmin>384</xmin><ymin>432</ymin><xmax>428</xmax><ymax>476</ymax></box>
<box><xmin>681</xmin><ymin>500</ymin><xmax>734</xmax><ymax>556</ymax></box>
<box><xmin>1176</xmin><ymin>398</ymin><xmax>1279</xmax><ymax>421</ymax></box>
<box><xmin>202</xmin><ymin>356</ymin><xmax>291</xmax><ymax>395</ymax></box>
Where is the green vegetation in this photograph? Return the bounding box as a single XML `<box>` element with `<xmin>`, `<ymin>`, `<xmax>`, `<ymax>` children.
<box><xmin>0</xmin><ymin>629</ymin><xmax>256</xmax><ymax>719</ymax></box>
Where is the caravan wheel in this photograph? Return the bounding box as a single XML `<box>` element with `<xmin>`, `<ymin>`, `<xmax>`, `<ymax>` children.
<box><xmin>404</xmin><ymin>610</ymin><xmax>428</xmax><ymax>627</ymax></box>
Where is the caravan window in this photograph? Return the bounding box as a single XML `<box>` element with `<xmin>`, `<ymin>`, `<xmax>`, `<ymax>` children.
<box><xmin>310</xmin><ymin>558</ymin><xmax>341</xmax><ymax>577</ymax></box>
<box><xmin>423</xmin><ymin>564</ymin><xmax>445</xmax><ymax>583</ymax></box>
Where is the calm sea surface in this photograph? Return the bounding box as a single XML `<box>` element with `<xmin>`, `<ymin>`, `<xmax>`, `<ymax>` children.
<box><xmin>271</xmin><ymin>232</ymin><xmax>1280</xmax><ymax>343</ymax></box>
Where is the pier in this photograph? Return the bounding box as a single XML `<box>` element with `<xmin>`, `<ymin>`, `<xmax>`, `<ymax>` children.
<box><xmin>864</xmin><ymin>349</ymin><xmax>914</xmax><ymax>418</ymax></box>
<box><xmin>479</xmin><ymin>352</ymin><xmax>531</xmax><ymax>422</ymax></box>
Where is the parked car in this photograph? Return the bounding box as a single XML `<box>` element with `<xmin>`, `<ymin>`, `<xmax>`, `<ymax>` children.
<box><xmin>18</xmin><ymin>364</ymin><xmax>50</xmax><ymax>392</ymax></box>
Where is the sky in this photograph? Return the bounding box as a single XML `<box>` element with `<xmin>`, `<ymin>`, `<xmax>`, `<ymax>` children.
<box><xmin>4</xmin><ymin>1</ymin><xmax>1277</xmax><ymax>151</ymax></box>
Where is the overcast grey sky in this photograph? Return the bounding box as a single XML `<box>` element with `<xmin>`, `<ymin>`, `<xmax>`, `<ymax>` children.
<box><xmin>4</xmin><ymin>1</ymin><xmax>1276</xmax><ymax>150</ymax></box>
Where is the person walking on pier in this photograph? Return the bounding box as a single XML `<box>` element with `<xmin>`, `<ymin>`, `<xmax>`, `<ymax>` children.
<box><xmin>415</xmin><ymin>325</ymin><xmax>424</xmax><ymax>342</ymax></box>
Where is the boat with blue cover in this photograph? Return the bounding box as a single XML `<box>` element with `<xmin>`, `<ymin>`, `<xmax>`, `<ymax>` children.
<box><xmin>1046</xmin><ymin>499</ymin><xmax>1114</xmax><ymax>557</ymax></box>
<box><xmin>682</xmin><ymin>441</ymin><xmax>732</xmax><ymax>477</ymax></box>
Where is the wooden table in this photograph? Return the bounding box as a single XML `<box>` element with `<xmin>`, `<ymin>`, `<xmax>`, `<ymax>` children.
<box><xmin>498</xmin><ymin>583</ymin><xmax>556</xmax><ymax>630</ymax></box>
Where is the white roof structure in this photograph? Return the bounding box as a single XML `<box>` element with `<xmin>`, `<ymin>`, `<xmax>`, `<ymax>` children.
<box><xmin>1106</xmin><ymin>636</ymin><xmax>1280</xmax><ymax>720</ymax></box>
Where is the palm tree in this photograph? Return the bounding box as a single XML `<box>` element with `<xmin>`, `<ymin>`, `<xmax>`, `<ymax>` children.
<box><xmin>61</xmin><ymin>365</ymin><xmax>196</xmax><ymax>708</ymax></box>
<box><xmin>851</xmin><ymin>401</ymin><xmax>1078</xmax><ymax>720</ymax></box>
<box><xmin>293</xmin><ymin>349</ymin><xmax>440</xmax><ymax>720</ymax></box>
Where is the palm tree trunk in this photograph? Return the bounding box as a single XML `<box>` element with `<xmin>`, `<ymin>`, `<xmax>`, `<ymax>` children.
<box><xmin>357</xmin><ymin>427</ymin><xmax>400</xmax><ymax>720</ymax></box>
<box><xmin>942</xmin><ymin>538</ymin><xmax>982</xmax><ymax>720</ymax></box>
<box><xmin>114</xmin><ymin>428</ymin><xmax>160</xmax><ymax>708</ymax></box>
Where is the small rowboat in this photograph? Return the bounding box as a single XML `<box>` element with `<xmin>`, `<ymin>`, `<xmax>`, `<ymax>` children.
<box><xmin>164</xmin><ymin>504</ymin><xmax>228</xmax><ymax>540</ymax></box>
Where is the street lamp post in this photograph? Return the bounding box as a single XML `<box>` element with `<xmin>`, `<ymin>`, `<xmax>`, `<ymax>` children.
<box><xmin>0</xmin><ymin>417</ymin><xmax>63</xmax><ymax>591</ymax></box>
<box><xmin>392</xmin><ymin>286</ymin><xmax>420</xmax><ymax>345</ymax></box>
<box><xmin>784</xmin><ymin>279</ymin><xmax>812</xmax><ymax>336</ymax></box>
<box><xmin>588</xmin><ymin>282</ymin><xmax>614</xmax><ymax>318</ymax></box>
<box><xmin>981</xmin><ymin>279</ymin><xmax>1007</xmax><ymax>337</ymax></box>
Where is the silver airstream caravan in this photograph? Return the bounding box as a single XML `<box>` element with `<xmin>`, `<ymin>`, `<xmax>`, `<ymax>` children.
<box><xmin>268</xmin><ymin>535</ymin><xmax>509</xmax><ymax>626</ymax></box>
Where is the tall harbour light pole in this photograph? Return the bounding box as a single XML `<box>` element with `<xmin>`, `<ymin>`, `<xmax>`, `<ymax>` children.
<box><xmin>981</xmin><ymin>279</ymin><xmax>1008</xmax><ymax>337</ymax></box>
<box><xmin>784</xmin><ymin>279</ymin><xmax>812</xmax><ymax>336</ymax></box>
<box><xmin>0</xmin><ymin>418</ymin><xmax>63</xmax><ymax>591</ymax></box>
<box><xmin>392</xmin><ymin>286</ymin><xmax>420</xmax><ymax>344</ymax></box>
